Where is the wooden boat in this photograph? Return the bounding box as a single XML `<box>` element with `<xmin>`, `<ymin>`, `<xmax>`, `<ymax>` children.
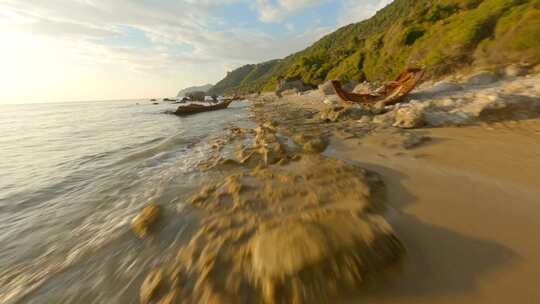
<box><xmin>174</xmin><ymin>99</ymin><xmax>234</xmax><ymax>115</ymax></box>
<box><xmin>331</xmin><ymin>68</ymin><xmax>424</xmax><ymax>106</ymax></box>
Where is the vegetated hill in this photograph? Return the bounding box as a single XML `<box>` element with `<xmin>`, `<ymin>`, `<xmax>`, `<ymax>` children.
<box><xmin>177</xmin><ymin>84</ymin><xmax>213</xmax><ymax>97</ymax></box>
<box><xmin>211</xmin><ymin>0</ymin><xmax>539</xmax><ymax>95</ymax></box>
<box><xmin>207</xmin><ymin>59</ymin><xmax>280</xmax><ymax>96</ymax></box>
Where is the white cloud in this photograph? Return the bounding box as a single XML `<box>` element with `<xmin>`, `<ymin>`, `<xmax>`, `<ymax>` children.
<box><xmin>0</xmin><ymin>0</ymin><xmax>342</xmax><ymax>102</ymax></box>
<box><xmin>254</xmin><ymin>0</ymin><xmax>330</xmax><ymax>23</ymax></box>
<box><xmin>339</xmin><ymin>0</ymin><xmax>394</xmax><ymax>26</ymax></box>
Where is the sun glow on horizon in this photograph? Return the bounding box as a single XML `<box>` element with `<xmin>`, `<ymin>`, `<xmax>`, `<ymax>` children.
<box><xmin>0</xmin><ymin>0</ymin><xmax>392</xmax><ymax>104</ymax></box>
<box><xmin>0</xmin><ymin>31</ymin><xmax>199</xmax><ymax>104</ymax></box>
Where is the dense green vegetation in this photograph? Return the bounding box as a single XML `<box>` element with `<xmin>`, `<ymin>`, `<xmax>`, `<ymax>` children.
<box><xmin>210</xmin><ymin>0</ymin><xmax>540</xmax><ymax>95</ymax></box>
<box><xmin>207</xmin><ymin>60</ymin><xmax>281</xmax><ymax>96</ymax></box>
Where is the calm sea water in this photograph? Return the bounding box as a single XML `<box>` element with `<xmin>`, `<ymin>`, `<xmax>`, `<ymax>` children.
<box><xmin>0</xmin><ymin>99</ymin><xmax>250</xmax><ymax>303</ymax></box>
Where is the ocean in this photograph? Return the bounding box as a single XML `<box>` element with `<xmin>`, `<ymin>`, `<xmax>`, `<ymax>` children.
<box><xmin>0</xmin><ymin>99</ymin><xmax>250</xmax><ymax>303</ymax></box>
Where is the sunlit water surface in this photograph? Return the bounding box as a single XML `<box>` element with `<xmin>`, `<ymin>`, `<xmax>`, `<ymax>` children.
<box><xmin>0</xmin><ymin>100</ymin><xmax>250</xmax><ymax>303</ymax></box>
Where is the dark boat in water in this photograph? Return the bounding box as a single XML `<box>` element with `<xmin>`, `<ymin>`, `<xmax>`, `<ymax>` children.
<box><xmin>174</xmin><ymin>99</ymin><xmax>234</xmax><ymax>115</ymax></box>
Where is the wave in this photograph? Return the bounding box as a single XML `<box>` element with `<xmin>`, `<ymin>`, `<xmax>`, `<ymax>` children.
<box><xmin>114</xmin><ymin>133</ymin><xmax>204</xmax><ymax>165</ymax></box>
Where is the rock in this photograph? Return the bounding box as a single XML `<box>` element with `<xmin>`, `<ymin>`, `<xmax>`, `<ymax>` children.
<box><xmin>131</xmin><ymin>203</ymin><xmax>161</xmax><ymax>238</ymax></box>
<box><xmin>276</xmin><ymin>77</ymin><xmax>314</xmax><ymax>97</ymax></box>
<box><xmin>303</xmin><ymin>137</ymin><xmax>329</xmax><ymax>153</ymax></box>
<box><xmin>463</xmin><ymin>71</ymin><xmax>499</xmax><ymax>86</ymax></box>
<box><xmin>249</xmin><ymin>212</ymin><xmax>403</xmax><ymax>303</ymax></box>
<box><xmin>401</xmin><ymin>132</ymin><xmax>430</xmax><ymax>149</ymax></box>
<box><xmin>504</xmin><ymin>64</ymin><xmax>528</xmax><ymax>77</ymax></box>
<box><xmin>532</xmin><ymin>64</ymin><xmax>540</xmax><ymax>74</ymax></box>
<box><xmin>319</xmin><ymin>81</ymin><xmax>337</xmax><ymax>96</ymax></box>
<box><xmin>393</xmin><ymin>106</ymin><xmax>425</xmax><ymax>129</ymax></box>
<box><xmin>372</xmin><ymin>100</ymin><xmax>387</xmax><ymax>114</ymax></box>
<box><xmin>372</xmin><ymin>111</ymin><xmax>396</xmax><ymax>127</ymax></box>
<box><xmin>322</xmin><ymin>95</ymin><xmax>340</xmax><ymax>105</ymax></box>
<box><xmin>319</xmin><ymin>106</ymin><xmax>367</xmax><ymax>122</ymax></box>
<box><xmin>140</xmin><ymin>269</ymin><xmax>164</xmax><ymax>304</ymax></box>
<box><xmin>353</xmin><ymin>81</ymin><xmax>378</xmax><ymax>94</ymax></box>
<box><xmin>292</xmin><ymin>133</ymin><xmax>328</xmax><ymax>153</ymax></box>
<box><xmin>357</xmin><ymin>115</ymin><xmax>372</xmax><ymax>124</ymax></box>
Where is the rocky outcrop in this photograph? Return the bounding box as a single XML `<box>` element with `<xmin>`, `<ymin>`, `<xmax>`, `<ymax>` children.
<box><xmin>393</xmin><ymin>106</ymin><xmax>425</xmax><ymax>129</ymax></box>
<box><xmin>131</xmin><ymin>203</ymin><xmax>161</xmax><ymax>238</ymax></box>
<box><xmin>276</xmin><ymin>77</ymin><xmax>315</xmax><ymax>97</ymax></box>
<box><xmin>177</xmin><ymin>84</ymin><xmax>213</xmax><ymax>97</ymax></box>
<box><xmin>385</xmin><ymin>74</ymin><xmax>540</xmax><ymax>127</ymax></box>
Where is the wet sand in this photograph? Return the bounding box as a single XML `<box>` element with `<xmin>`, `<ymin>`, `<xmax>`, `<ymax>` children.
<box><xmin>331</xmin><ymin>120</ymin><xmax>540</xmax><ymax>303</ymax></box>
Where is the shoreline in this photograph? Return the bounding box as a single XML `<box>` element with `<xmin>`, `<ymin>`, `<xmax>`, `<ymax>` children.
<box><xmin>136</xmin><ymin>73</ymin><xmax>540</xmax><ymax>303</ymax></box>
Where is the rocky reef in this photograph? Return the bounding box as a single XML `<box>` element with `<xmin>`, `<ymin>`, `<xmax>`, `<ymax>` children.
<box><xmin>137</xmin><ymin>104</ymin><xmax>404</xmax><ymax>303</ymax></box>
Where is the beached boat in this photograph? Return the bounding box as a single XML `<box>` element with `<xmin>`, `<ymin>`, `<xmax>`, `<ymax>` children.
<box><xmin>331</xmin><ymin>67</ymin><xmax>424</xmax><ymax>106</ymax></box>
<box><xmin>174</xmin><ymin>99</ymin><xmax>234</xmax><ymax>115</ymax></box>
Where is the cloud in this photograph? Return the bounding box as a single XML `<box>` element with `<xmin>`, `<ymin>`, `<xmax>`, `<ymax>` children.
<box><xmin>0</xmin><ymin>0</ymin><xmax>334</xmax><ymax>69</ymax></box>
<box><xmin>0</xmin><ymin>0</ymin><xmax>345</xmax><ymax>101</ymax></box>
<box><xmin>339</xmin><ymin>0</ymin><xmax>394</xmax><ymax>26</ymax></box>
<box><xmin>254</xmin><ymin>0</ymin><xmax>331</xmax><ymax>23</ymax></box>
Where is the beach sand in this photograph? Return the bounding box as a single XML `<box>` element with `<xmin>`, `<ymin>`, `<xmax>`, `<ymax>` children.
<box><xmin>137</xmin><ymin>77</ymin><xmax>540</xmax><ymax>303</ymax></box>
<box><xmin>333</xmin><ymin>121</ymin><xmax>540</xmax><ymax>303</ymax></box>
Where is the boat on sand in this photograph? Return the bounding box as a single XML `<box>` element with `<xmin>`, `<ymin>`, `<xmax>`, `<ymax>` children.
<box><xmin>331</xmin><ymin>67</ymin><xmax>424</xmax><ymax>106</ymax></box>
<box><xmin>174</xmin><ymin>99</ymin><xmax>234</xmax><ymax>115</ymax></box>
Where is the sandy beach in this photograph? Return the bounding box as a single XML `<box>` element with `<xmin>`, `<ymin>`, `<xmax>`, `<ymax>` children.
<box><xmin>130</xmin><ymin>72</ymin><xmax>540</xmax><ymax>303</ymax></box>
<box><xmin>336</xmin><ymin>122</ymin><xmax>540</xmax><ymax>303</ymax></box>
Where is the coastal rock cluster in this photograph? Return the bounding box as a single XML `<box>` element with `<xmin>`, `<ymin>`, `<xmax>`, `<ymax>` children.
<box><xmin>135</xmin><ymin>70</ymin><xmax>539</xmax><ymax>304</ymax></box>
<box><xmin>137</xmin><ymin>110</ymin><xmax>404</xmax><ymax>303</ymax></box>
<box><xmin>315</xmin><ymin>71</ymin><xmax>540</xmax><ymax>130</ymax></box>
<box><xmin>379</xmin><ymin>73</ymin><xmax>540</xmax><ymax>128</ymax></box>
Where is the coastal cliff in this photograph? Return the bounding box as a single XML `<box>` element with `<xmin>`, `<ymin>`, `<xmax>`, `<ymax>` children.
<box><xmin>176</xmin><ymin>84</ymin><xmax>213</xmax><ymax>97</ymax></box>
<box><xmin>209</xmin><ymin>0</ymin><xmax>540</xmax><ymax>95</ymax></box>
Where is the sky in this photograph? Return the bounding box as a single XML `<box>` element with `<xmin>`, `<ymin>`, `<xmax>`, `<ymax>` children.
<box><xmin>0</xmin><ymin>0</ymin><xmax>393</xmax><ymax>103</ymax></box>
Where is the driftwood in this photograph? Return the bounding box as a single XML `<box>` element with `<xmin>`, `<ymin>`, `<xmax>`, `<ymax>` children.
<box><xmin>175</xmin><ymin>99</ymin><xmax>233</xmax><ymax>116</ymax></box>
<box><xmin>331</xmin><ymin>68</ymin><xmax>424</xmax><ymax>106</ymax></box>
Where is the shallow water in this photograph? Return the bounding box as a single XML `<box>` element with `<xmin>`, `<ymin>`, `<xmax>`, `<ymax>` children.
<box><xmin>0</xmin><ymin>100</ymin><xmax>250</xmax><ymax>303</ymax></box>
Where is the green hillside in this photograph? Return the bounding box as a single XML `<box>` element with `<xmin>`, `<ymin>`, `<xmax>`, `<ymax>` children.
<box><xmin>210</xmin><ymin>0</ymin><xmax>540</xmax><ymax>95</ymax></box>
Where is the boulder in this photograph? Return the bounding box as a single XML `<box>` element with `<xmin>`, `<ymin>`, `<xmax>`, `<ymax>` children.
<box><xmin>322</xmin><ymin>95</ymin><xmax>340</xmax><ymax>105</ymax></box>
<box><xmin>532</xmin><ymin>64</ymin><xmax>540</xmax><ymax>75</ymax></box>
<box><xmin>249</xmin><ymin>213</ymin><xmax>403</xmax><ymax>303</ymax></box>
<box><xmin>303</xmin><ymin>137</ymin><xmax>329</xmax><ymax>153</ymax></box>
<box><xmin>131</xmin><ymin>203</ymin><xmax>161</xmax><ymax>238</ymax></box>
<box><xmin>372</xmin><ymin>111</ymin><xmax>397</xmax><ymax>127</ymax></box>
<box><xmin>276</xmin><ymin>77</ymin><xmax>314</xmax><ymax>97</ymax></box>
<box><xmin>504</xmin><ymin>64</ymin><xmax>528</xmax><ymax>78</ymax></box>
<box><xmin>318</xmin><ymin>81</ymin><xmax>337</xmax><ymax>96</ymax></box>
<box><xmin>393</xmin><ymin>106</ymin><xmax>425</xmax><ymax>129</ymax></box>
<box><xmin>292</xmin><ymin>133</ymin><xmax>329</xmax><ymax>153</ymax></box>
<box><xmin>463</xmin><ymin>71</ymin><xmax>499</xmax><ymax>86</ymax></box>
